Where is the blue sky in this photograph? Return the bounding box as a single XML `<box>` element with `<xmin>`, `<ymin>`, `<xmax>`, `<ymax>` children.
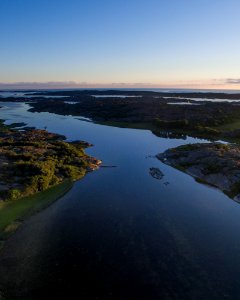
<box><xmin>1</xmin><ymin>0</ymin><xmax>240</xmax><ymax>89</ymax></box>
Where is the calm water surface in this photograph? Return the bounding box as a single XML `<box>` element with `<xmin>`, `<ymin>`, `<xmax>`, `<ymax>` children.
<box><xmin>0</xmin><ymin>92</ymin><xmax>69</xmax><ymax>98</ymax></box>
<box><xmin>0</xmin><ymin>102</ymin><xmax>240</xmax><ymax>299</ymax></box>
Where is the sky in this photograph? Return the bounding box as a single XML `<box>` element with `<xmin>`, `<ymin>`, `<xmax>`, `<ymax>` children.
<box><xmin>1</xmin><ymin>0</ymin><xmax>240</xmax><ymax>89</ymax></box>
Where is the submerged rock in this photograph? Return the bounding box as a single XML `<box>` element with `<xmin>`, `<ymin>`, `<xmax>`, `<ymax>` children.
<box><xmin>149</xmin><ymin>167</ymin><xmax>164</xmax><ymax>180</ymax></box>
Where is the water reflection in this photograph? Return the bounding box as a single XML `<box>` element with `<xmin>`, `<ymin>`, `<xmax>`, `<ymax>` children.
<box><xmin>0</xmin><ymin>102</ymin><xmax>240</xmax><ymax>299</ymax></box>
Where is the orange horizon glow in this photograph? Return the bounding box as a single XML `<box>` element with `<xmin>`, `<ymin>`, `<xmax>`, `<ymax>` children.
<box><xmin>1</xmin><ymin>80</ymin><xmax>240</xmax><ymax>91</ymax></box>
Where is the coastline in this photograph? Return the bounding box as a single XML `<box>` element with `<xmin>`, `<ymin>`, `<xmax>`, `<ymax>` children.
<box><xmin>1</xmin><ymin>94</ymin><xmax>240</xmax><ymax>299</ymax></box>
<box><xmin>0</xmin><ymin>120</ymin><xmax>101</xmax><ymax>244</ymax></box>
<box><xmin>0</xmin><ymin>180</ymin><xmax>73</xmax><ymax>244</ymax></box>
<box><xmin>25</xmin><ymin>90</ymin><xmax>240</xmax><ymax>144</ymax></box>
<box><xmin>157</xmin><ymin>143</ymin><xmax>240</xmax><ymax>202</ymax></box>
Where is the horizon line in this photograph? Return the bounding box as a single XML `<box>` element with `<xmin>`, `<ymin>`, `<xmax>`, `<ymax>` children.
<box><xmin>1</xmin><ymin>80</ymin><xmax>240</xmax><ymax>91</ymax></box>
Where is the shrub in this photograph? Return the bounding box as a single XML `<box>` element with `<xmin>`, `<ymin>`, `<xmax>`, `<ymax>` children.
<box><xmin>6</xmin><ymin>189</ymin><xmax>21</xmax><ymax>201</ymax></box>
<box><xmin>154</xmin><ymin>118</ymin><xmax>190</xmax><ymax>129</ymax></box>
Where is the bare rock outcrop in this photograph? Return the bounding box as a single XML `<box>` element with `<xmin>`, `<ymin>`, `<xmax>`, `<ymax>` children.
<box><xmin>157</xmin><ymin>143</ymin><xmax>240</xmax><ymax>200</ymax></box>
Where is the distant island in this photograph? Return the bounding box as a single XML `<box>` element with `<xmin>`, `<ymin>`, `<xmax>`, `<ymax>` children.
<box><xmin>21</xmin><ymin>89</ymin><xmax>240</xmax><ymax>143</ymax></box>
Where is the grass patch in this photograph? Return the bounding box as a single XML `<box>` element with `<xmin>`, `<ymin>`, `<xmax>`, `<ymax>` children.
<box><xmin>176</xmin><ymin>144</ymin><xmax>198</xmax><ymax>151</ymax></box>
<box><xmin>0</xmin><ymin>180</ymin><xmax>73</xmax><ymax>240</ymax></box>
<box><xmin>226</xmin><ymin>181</ymin><xmax>240</xmax><ymax>199</ymax></box>
<box><xmin>174</xmin><ymin>164</ymin><xmax>188</xmax><ymax>171</ymax></box>
<box><xmin>97</xmin><ymin>120</ymin><xmax>155</xmax><ymax>130</ymax></box>
<box><xmin>215</xmin><ymin>120</ymin><xmax>240</xmax><ymax>131</ymax></box>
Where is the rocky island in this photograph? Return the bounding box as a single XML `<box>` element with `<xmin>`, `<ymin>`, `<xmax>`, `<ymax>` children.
<box><xmin>24</xmin><ymin>90</ymin><xmax>240</xmax><ymax>143</ymax></box>
<box><xmin>3</xmin><ymin>90</ymin><xmax>240</xmax><ymax>143</ymax></box>
<box><xmin>157</xmin><ymin>143</ymin><xmax>240</xmax><ymax>201</ymax></box>
<box><xmin>0</xmin><ymin>121</ymin><xmax>101</xmax><ymax>239</ymax></box>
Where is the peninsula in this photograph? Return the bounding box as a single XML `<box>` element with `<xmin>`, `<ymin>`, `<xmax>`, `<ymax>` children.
<box><xmin>0</xmin><ymin>121</ymin><xmax>101</xmax><ymax>239</ymax></box>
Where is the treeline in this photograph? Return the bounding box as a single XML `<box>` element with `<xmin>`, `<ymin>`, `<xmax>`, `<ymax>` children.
<box><xmin>0</xmin><ymin>133</ymin><xmax>97</xmax><ymax>202</ymax></box>
<box><xmin>153</xmin><ymin>118</ymin><xmax>220</xmax><ymax>137</ymax></box>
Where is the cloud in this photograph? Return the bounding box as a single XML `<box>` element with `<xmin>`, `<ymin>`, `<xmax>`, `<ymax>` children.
<box><xmin>1</xmin><ymin>79</ymin><xmax>240</xmax><ymax>90</ymax></box>
<box><xmin>0</xmin><ymin>81</ymin><xmax>157</xmax><ymax>90</ymax></box>
<box><xmin>0</xmin><ymin>81</ymin><xmax>82</xmax><ymax>90</ymax></box>
<box><xmin>225</xmin><ymin>78</ymin><xmax>240</xmax><ymax>84</ymax></box>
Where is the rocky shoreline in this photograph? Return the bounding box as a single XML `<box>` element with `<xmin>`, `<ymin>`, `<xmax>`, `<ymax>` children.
<box><xmin>157</xmin><ymin>143</ymin><xmax>240</xmax><ymax>201</ymax></box>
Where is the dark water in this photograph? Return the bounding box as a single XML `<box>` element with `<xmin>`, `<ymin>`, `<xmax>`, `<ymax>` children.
<box><xmin>0</xmin><ymin>102</ymin><xmax>240</xmax><ymax>299</ymax></box>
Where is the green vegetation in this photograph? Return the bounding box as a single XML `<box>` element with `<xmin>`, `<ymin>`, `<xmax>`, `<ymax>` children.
<box><xmin>98</xmin><ymin>120</ymin><xmax>155</xmax><ymax>130</ymax></box>
<box><xmin>100</xmin><ymin>117</ymin><xmax>240</xmax><ymax>146</ymax></box>
<box><xmin>0</xmin><ymin>120</ymin><xmax>11</xmax><ymax>132</ymax></box>
<box><xmin>153</xmin><ymin>118</ymin><xmax>223</xmax><ymax>138</ymax></box>
<box><xmin>193</xmin><ymin>126</ymin><xmax>220</xmax><ymax>135</ymax></box>
<box><xmin>174</xmin><ymin>144</ymin><xmax>198</xmax><ymax>151</ymax></box>
<box><xmin>0</xmin><ymin>180</ymin><xmax>73</xmax><ymax>240</ymax></box>
<box><xmin>174</xmin><ymin>164</ymin><xmax>188</xmax><ymax>172</ymax></box>
<box><xmin>215</xmin><ymin>120</ymin><xmax>240</xmax><ymax>131</ymax></box>
<box><xmin>0</xmin><ymin>122</ymin><xmax>101</xmax><ymax>240</ymax></box>
<box><xmin>0</xmin><ymin>131</ymin><xmax>99</xmax><ymax>202</ymax></box>
<box><xmin>227</xmin><ymin>181</ymin><xmax>240</xmax><ymax>199</ymax></box>
<box><xmin>195</xmin><ymin>177</ymin><xmax>214</xmax><ymax>186</ymax></box>
<box><xmin>29</xmin><ymin>95</ymin><xmax>240</xmax><ymax>144</ymax></box>
<box><xmin>214</xmin><ymin>143</ymin><xmax>230</xmax><ymax>150</ymax></box>
<box><xmin>154</xmin><ymin>118</ymin><xmax>189</xmax><ymax>129</ymax></box>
